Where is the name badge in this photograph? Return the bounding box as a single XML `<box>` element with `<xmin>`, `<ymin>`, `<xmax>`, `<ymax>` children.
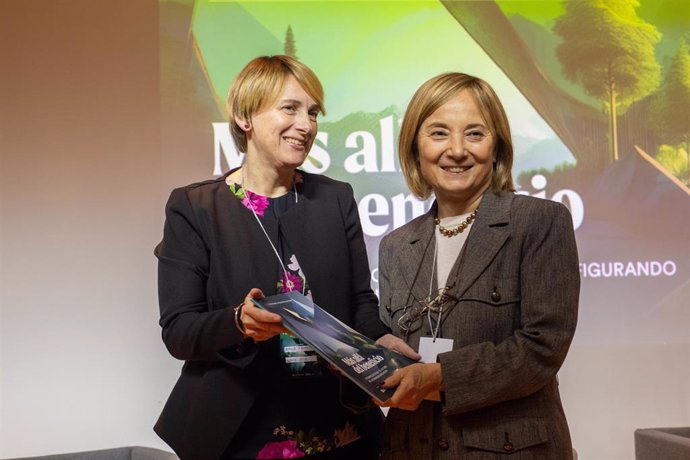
<box><xmin>280</xmin><ymin>333</ymin><xmax>323</xmax><ymax>378</ymax></box>
<box><xmin>419</xmin><ymin>336</ymin><xmax>454</xmax><ymax>363</ymax></box>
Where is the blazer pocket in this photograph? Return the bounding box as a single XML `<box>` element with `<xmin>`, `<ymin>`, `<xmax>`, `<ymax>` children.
<box><xmin>462</xmin><ymin>417</ymin><xmax>548</xmax><ymax>454</ymax></box>
<box><xmin>460</xmin><ymin>276</ymin><xmax>520</xmax><ymax>306</ymax></box>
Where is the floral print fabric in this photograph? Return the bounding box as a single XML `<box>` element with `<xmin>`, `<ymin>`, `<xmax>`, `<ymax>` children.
<box><xmin>227</xmin><ymin>173</ymin><xmax>311</xmax><ymax>297</ymax></box>
<box><xmin>256</xmin><ymin>421</ymin><xmax>361</xmax><ymax>458</ymax></box>
<box><xmin>227</xmin><ymin>173</ymin><xmax>361</xmax><ymax>458</ymax></box>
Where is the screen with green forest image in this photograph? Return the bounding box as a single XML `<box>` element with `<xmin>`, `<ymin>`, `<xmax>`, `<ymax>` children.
<box><xmin>160</xmin><ymin>0</ymin><xmax>689</xmax><ymax>348</ymax></box>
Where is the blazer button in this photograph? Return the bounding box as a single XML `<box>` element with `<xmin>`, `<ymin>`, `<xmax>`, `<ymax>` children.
<box><xmin>503</xmin><ymin>442</ymin><xmax>514</xmax><ymax>452</ymax></box>
<box><xmin>491</xmin><ymin>290</ymin><xmax>501</xmax><ymax>302</ymax></box>
<box><xmin>437</xmin><ymin>439</ymin><xmax>449</xmax><ymax>450</ymax></box>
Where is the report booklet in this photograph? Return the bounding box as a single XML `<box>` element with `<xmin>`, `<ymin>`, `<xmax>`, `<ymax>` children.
<box><xmin>252</xmin><ymin>291</ymin><xmax>417</xmax><ymax>403</ymax></box>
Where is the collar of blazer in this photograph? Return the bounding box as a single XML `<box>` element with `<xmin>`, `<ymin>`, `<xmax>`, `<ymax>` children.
<box><xmin>401</xmin><ymin>189</ymin><xmax>514</xmax><ymax>302</ymax></box>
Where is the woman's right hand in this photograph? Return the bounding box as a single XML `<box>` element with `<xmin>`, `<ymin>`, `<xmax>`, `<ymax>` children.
<box><xmin>238</xmin><ymin>288</ymin><xmax>290</xmax><ymax>341</ymax></box>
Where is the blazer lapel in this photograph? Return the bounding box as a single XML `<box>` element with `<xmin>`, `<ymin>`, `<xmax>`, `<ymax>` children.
<box><xmin>452</xmin><ymin>190</ymin><xmax>513</xmax><ymax>298</ymax></box>
<box><xmin>280</xmin><ymin>195</ymin><xmax>311</xmax><ymax>268</ymax></box>
<box><xmin>399</xmin><ymin>206</ymin><xmax>437</xmax><ymax>303</ymax></box>
<box><xmin>279</xmin><ymin>176</ymin><xmax>339</xmax><ymax>297</ymax></box>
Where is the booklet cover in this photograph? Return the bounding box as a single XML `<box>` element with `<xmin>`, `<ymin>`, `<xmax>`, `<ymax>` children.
<box><xmin>252</xmin><ymin>291</ymin><xmax>416</xmax><ymax>403</ymax></box>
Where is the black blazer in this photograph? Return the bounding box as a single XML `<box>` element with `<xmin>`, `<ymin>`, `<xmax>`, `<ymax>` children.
<box><xmin>154</xmin><ymin>171</ymin><xmax>387</xmax><ymax>460</ymax></box>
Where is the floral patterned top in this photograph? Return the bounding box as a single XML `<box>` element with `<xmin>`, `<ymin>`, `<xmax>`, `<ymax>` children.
<box><xmin>228</xmin><ymin>174</ymin><xmax>310</xmax><ymax>296</ymax></box>
<box><xmin>224</xmin><ymin>173</ymin><xmax>364</xmax><ymax>459</ymax></box>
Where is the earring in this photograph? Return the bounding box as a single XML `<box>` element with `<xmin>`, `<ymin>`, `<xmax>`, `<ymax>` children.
<box><xmin>244</xmin><ymin>123</ymin><xmax>250</xmax><ymax>130</ymax></box>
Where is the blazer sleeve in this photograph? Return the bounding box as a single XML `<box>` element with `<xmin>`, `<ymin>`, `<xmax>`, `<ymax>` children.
<box><xmin>155</xmin><ymin>187</ymin><xmax>256</xmax><ymax>366</ymax></box>
<box><xmin>339</xmin><ymin>183</ymin><xmax>389</xmax><ymax>339</ymax></box>
<box><xmin>439</xmin><ymin>201</ymin><xmax>580</xmax><ymax>415</ymax></box>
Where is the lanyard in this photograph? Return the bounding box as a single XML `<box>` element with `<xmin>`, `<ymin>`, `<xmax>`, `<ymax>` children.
<box><xmin>427</xmin><ymin>229</ymin><xmax>470</xmax><ymax>340</ymax></box>
<box><xmin>429</xmin><ymin>237</ymin><xmax>442</xmax><ymax>340</ymax></box>
<box><xmin>242</xmin><ymin>169</ymin><xmax>305</xmax><ymax>295</ymax></box>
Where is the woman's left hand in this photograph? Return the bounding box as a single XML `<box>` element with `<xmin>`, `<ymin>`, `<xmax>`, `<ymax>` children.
<box><xmin>376</xmin><ymin>333</ymin><xmax>422</xmax><ymax>361</ymax></box>
<box><xmin>376</xmin><ymin>363</ymin><xmax>444</xmax><ymax>411</ymax></box>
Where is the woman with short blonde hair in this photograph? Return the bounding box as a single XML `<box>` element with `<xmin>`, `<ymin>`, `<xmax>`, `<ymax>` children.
<box><xmin>227</xmin><ymin>55</ymin><xmax>325</xmax><ymax>154</ymax></box>
<box><xmin>155</xmin><ymin>55</ymin><xmax>414</xmax><ymax>460</ymax></box>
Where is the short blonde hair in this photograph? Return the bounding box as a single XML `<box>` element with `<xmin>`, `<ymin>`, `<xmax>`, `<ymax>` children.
<box><xmin>399</xmin><ymin>72</ymin><xmax>515</xmax><ymax>199</ymax></box>
<box><xmin>226</xmin><ymin>55</ymin><xmax>325</xmax><ymax>153</ymax></box>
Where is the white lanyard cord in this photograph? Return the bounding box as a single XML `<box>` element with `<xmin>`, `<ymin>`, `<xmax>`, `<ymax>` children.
<box><xmin>242</xmin><ymin>169</ymin><xmax>305</xmax><ymax>295</ymax></box>
<box><xmin>428</xmin><ymin>236</ymin><xmax>442</xmax><ymax>341</ymax></box>
<box><xmin>429</xmin><ymin>236</ymin><xmax>437</xmax><ymax>299</ymax></box>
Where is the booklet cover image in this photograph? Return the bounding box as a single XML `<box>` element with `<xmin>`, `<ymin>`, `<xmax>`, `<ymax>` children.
<box><xmin>252</xmin><ymin>291</ymin><xmax>416</xmax><ymax>403</ymax></box>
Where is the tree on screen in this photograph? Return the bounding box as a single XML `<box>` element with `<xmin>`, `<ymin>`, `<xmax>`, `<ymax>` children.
<box><xmin>284</xmin><ymin>25</ymin><xmax>297</xmax><ymax>58</ymax></box>
<box><xmin>649</xmin><ymin>36</ymin><xmax>690</xmax><ymax>184</ymax></box>
<box><xmin>554</xmin><ymin>0</ymin><xmax>661</xmax><ymax>164</ymax></box>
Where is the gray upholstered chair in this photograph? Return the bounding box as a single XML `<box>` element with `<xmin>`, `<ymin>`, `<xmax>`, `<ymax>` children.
<box><xmin>4</xmin><ymin>446</ymin><xmax>178</xmax><ymax>460</ymax></box>
<box><xmin>635</xmin><ymin>427</ymin><xmax>690</xmax><ymax>460</ymax></box>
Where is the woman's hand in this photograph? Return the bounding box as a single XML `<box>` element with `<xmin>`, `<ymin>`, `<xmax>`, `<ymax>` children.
<box><xmin>376</xmin><ymin>363</ymin><xmax>444</xmax><ymax>411</ymax></box>
<box><xmin>376</xmin><ymin>333</ymin><xmax>422</xmax><ymax>361</ymax></box>
<box><xmin>238</xmin><ymin>288</ymin><xmax>290</xmax><ymax>341</ymax></box>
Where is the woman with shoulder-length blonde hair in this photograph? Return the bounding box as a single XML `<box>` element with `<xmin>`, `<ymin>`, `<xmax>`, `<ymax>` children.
<box><xmin>154</xmin><ymin>55</ymin><xmax>415</xmax><ymax>460</ymax></box>
<box><xmin>378</xmin><ymin>72</ymin><xmax>579</xmax><ymax>459</ymax></box>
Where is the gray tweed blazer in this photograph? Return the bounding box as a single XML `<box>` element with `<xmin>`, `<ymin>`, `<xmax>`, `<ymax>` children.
<box><xmin>378</xmin><ymin>189</ymin><xmax>580</xmax><ymax>459</ymax></box>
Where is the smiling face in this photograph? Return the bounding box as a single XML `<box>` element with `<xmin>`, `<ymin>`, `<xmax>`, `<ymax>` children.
<box><xmin>417</xmin><ymin>89</ymin><xmax>495</xmax><ymax>216</ymax></box>
<box><xmin>242</xmin><ymin>75</ymin><xmax>320</xmax><ymax>173</ymax></box>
